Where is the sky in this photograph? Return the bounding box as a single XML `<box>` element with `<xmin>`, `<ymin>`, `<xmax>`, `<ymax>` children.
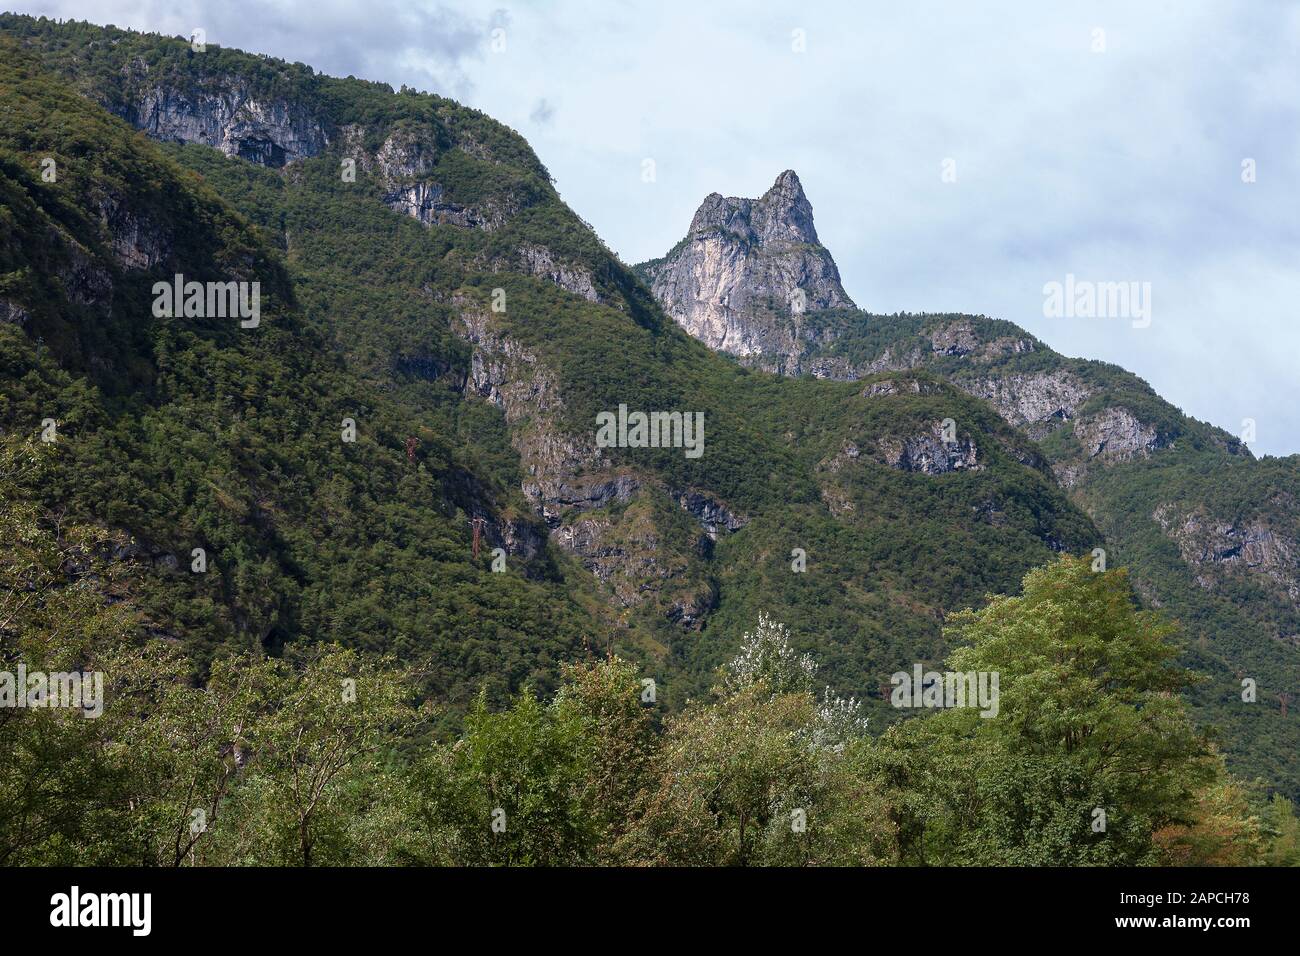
<box><xmin>10</xmin><ymin>0</ymin><xmax>1300</xmax><ymax>455</ymax></box>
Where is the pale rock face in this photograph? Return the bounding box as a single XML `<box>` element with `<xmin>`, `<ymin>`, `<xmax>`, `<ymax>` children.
<box><xmin>385</xmin><ymin>181</ymin><xmax>496</xmax><ymax>229</ymax></box>
<box><xmin>122</xmin><ymin>82</ymin><xmax>327</xmax><ymax>167</ymax></box>
<box><xmin>928</xmin><ymin>321</ymin><xmax>1038</xmax><ymax>361</ymax></box>
<box><xmin>452</xmin><ymin>301</ymin><xmax>739</xmax><ymax>627</ymax></box>
<box><xmin>1050</xmin><ymin>406</ymin><xmax>1166</xmax><ymax>488</ymax></box>
<box><xmin>817</xmin><ymin>410</ymin><xmax>981</xmax><ymax>495</ymax></box>
<box><xmin>876</xmin><ymin>429</ymin><xmax>981</xmax><ymax>475</ymax></box>
<box><xmin>1154</xmin><ymin>504</ymin><xmax>1300</xmax><ymax>600</ymax></box>
<box><xmin>861</xmin><ymin>377</ymin><xmax>941</xmax><ymax>398</ymax></box>
<box><xmin>676</xmin><ymin>489</ymin><xmax>748</xmax><ymax>540</ymax></box>
<box><xmin>960</xmin><ymin>371</ymin><xmax>1093</xmax><ymax>439</ymax></box>
<box><xmin>0</xmin><ymin>299</ymin><xmax>31</xmax><ymax>327</ymax></box>
<box><xmin>929</xmin><ymin>322</ymin><xmax>982</xmax><ymax>356</ymax></box>
<box><xmin>640</xmin><ymin>170</ymin><xmax>854</xmax><ymax>365</ymax></box>
<box><xmin>512</xmin><ymin>244</ymin><xmax>599</xmax><ymax>302</ymax></box>
<box><xmin>456</xmin><ymin>305</ymin><xmax>604</xmax><ymax>516</ymax></box>
<box><xmin>339</xmin><ymin>127</ymin><xmax>508</xmax><ymax>231</ymax></box>
<box><xmin>803</xmin><ymin>355</ymin><xmax>858</xmax><ymax>380</ymax></box>
<box><xmin>375</xmin><ymin>129</ymin><xmax>438</xmax><ymax>181</ymax></box>
<box><xmin>1075</xmin><ymin>407</ymin><xmax>1164</xmax><ymax>463</ymax></box>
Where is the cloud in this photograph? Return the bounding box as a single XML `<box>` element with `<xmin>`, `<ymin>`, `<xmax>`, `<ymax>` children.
<box><xmin>529</xmin><ymin>98</ymin><xmax>555</xmax><ymax>126</ymax></box>
<box><xmin>15</xmin><ymin>0</ymin><xmax>498</xmax><ymax>97</ymax></box>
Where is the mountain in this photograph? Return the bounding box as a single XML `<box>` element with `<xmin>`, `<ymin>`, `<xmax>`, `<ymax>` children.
<box><xmin>634</xmin><ymin>170</ymin><xmax>853</xmax><ymax>372</ymax></box>
<box><xmin>0</xmin><ymin>13</ymin><xmax>1293</xmax><ymax>797</ymax></box>
<box><xmin>642</xmin><ymin>180</ymin><xmax>1300</xmax><ymax>794</ymax></box>
<box><xmin>0</xmin><ymin>36</ymin><xmax>621</xmax><ymax>721</ymax></box>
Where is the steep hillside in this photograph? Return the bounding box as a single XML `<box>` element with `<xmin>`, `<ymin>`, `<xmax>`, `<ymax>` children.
<box><xmin>783</xmin><ymin>312</ymin><xmax>1300</xmax><ymax>792</ymax></box>
<box><xmin>642</xmin><ymin>188</ymin><xmax>1300</xmax><ymax>793</ymax></box>
<box><xmin>0</xmin><ymin>41</ymin><xmax>606</xmax><ymax>719</ymax></box>
<box><xmin>0</xmin><ymin>14</ymin><xmax>1109</xmax><ymax>726</ymax></box>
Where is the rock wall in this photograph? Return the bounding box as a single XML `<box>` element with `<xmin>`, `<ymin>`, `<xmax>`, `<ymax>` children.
<box><xmin>638</xmin><ymin>170</ymin><xmax>854</xmax><ymax>366</ymax></box>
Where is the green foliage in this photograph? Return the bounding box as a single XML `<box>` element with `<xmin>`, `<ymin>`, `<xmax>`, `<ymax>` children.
<box><xmin>1</xmin><ymin>498</ymin><xmax>1279</xmax><ymax>866</ymax></box>
<box><xmin>0</xmin><ymin>452</ymin><xmax>424</xmax><ymax>866</ymax></box>
<box><xmin>1259</xmin><ymin>794</ymin><xmax>1300</xmax><ymax>866</ymax></box>
<box><xmin>0</xmin><ymin>44</ymin><xmax>602</xmax><ymax>716</ymax></box>
<box><xmin>1</xmin><ymin>15</ymin><xmax>1294</xmax><ymax>863</ymax></box>
<box><xmin>412</xmin><ymin>688</ymin><xmax>597</xmax><ymax>865</ymax></box>
<box><xmin>198</xmin><ymin>646</ymin><xmax>426</xmax><ymax>866</ymax></box>
<box><xmin>741</xmin><ymin>303</ymin><xmax>1299</xmax><ymax>797</ymax></box>
<box><xmin>615</xmin><ymin>685</ymin><xmax>894</xmax><ymax>865</ymax></box>
<box><xmin>1152</xmin><ymin>774</ymin><xmax>1263</xmax><ymax>866</ymax></box>
<box><xmin>876</xmin><ymin>557</ymin><xmax>1227</xmax><ymax>865</ymax></box>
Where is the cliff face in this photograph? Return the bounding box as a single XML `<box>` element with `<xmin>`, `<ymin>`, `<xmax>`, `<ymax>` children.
<box><xmin>118</xmin><ymin>78</ymin><xmax>328</xmax><ymax>166</ymax></box>
<box><xmin>103</xmin><ymin>67</ymin><xmax>526</xmax><ymax>233</ymax></box>
<box><xmin>1154</xmin><ymin>503</ymin><xmax>1300</xmax><ymax>602</ymax></box>
<box><xmin>636</xmin><ymin>171</ymin><xmax>853</xmax><ymax>369</ymax></box>
<box><xmin>453</xmin><ymin>299</ymin><xmax>722</xmax><ymax>627</ymax></box>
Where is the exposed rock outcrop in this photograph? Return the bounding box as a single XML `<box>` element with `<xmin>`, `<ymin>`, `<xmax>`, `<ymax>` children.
<box><xmin>333</xmin><ymin>125</ymin><xmax>515</xmax><ymax>232</ymax></box>
<box><xmin>928</xmin><ymin>321</ymin><xmax>981</xmax><ymax>356</ymax></box>
<box><xmin>0</xmin><ymin>299</ymin><xmax>31</xmax><ymax>326</ymax></box>
<box><xmin>876</xmin><ymin>429</ymin><xmax>981</xmax><ymax>475</ymax></box>
<box><xmin>861</xmin><ymin>376</ymin><xmax>942</xmax><ymax>398</ymax></box>
<box><xmin>1050</xmin><ymin>406</ymin><xmax>1168</xmax><ymax>488</ymax></box>
<box><xmin>118</xmin><ymin>79</ymin><xmax>327</xmax><ymax>167</ymax></box>
<box><xmin>929</xmin><ymin>321</ymin><xmax>1037</xmax><ymax>362</ymax></box>
<box><xmin>1074</xmin><ymin>406</ymin><xmax>1164</xmax><ymax>464</ymax></box>
<box><xmin>1154</xmin><ymin>504</ymin><xmax>1300</xmax><ymax>600</ymax></box>
<box><xmin>455</xmin><ymin>302</ymin><xmax>605</xmax><ymax>522</ymax></box>
<box><xmin>96</xmin><ymin>195</ymin><xmax>168</xmax><ymax>271</ymax></box>
<box><xmin>384</xmin><ymin>180</ymin><xmax>497</xmax><ymax>229</ymax></box>
<box><xmin>675</xmin><ymin>489</ymin><xmax>748</xmax><ymax>539</ymax></box>
<box><xmin>960</xmin><ymin>371</ymin><xmax>1092</xmax><ymax>440</ymax></box>
<box><xmin>507</xmin><ymin>244</ymin><xmax>599</xmax><ymax>302</ymax></box>
<box><xmin>637</xmin><ymin>170</ymin><xmax>854</xmax><ymax>365</ymax></box>
<box><xmin>60</xmin><ymin>244</ymin><xmax>113</xmax><ymax>307</ymax></box>
<box><xmin>451</xmin><ymin>299</ymin><xmax>732</xmax><ymax>627</ymax></box>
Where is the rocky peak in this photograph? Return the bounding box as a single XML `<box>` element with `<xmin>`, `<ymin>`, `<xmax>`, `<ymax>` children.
<box><xmin>688</xmin><ymin>169</ymin><xmax>819</xmax><ymax>246</ymax></box>
<box><xmin>636</xmin><ymin>170</ymin><xmax>854</xmax><ymax>367</ymax></box>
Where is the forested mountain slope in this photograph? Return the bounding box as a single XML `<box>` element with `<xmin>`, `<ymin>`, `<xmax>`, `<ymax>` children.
<box><xmin>0</xmin><ymin>40</ymin><xmax>600</xmax><ymax>718</ymax></box>
<box><xmin>641</xmin><ymin>181</ymin><xmax>1300</xmax><ymax>793</ymax></box>
<box><xmin>0</xmin><ymin>14</ymin><xmax>1293</xmax><ymax>798</ymax></box>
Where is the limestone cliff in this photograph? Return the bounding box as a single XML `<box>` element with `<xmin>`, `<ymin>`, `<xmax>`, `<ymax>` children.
<box><xmin>635</xmin><ymin>170</ymin><xmax>853</xmax><ymax>369</ymax></box>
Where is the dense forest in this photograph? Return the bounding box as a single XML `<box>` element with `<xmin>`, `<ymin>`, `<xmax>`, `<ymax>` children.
<box><xmin>4</xmin><ymin>477</ymin><xmax>1297</xmax><ymax>864</ymax></box>
<box><xmin>0</xmin><ymin>13</ymin><xmax>1296</xmax><ymax>866</ymax></box>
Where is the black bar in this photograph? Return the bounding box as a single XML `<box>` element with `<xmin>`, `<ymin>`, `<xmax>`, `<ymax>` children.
<box><xmin>2</xmin><ymin>866</ymin><xmax>1283</xmax><ymax>941</ymax></box>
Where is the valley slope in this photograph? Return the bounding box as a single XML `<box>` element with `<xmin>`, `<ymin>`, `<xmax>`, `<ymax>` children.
<box><xmin>0</xmin><ymin>14</ymin><xmax>1293</xmax><ymax>794</ymax></box>
<box><xmin>638</xmin><ymin>173</ymin><xmax>1300</xmax><ymax>793</ymax></box>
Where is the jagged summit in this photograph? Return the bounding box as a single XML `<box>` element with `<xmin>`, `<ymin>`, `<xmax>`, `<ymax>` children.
<box><xmin>636</xmin><ymin>170</ymin><xmax>853</xmax><ymax>368</ymax></box>
<box><xmin>688</xmin><ymin>169</ymin><xmax>820</xmax><ymax>246</ymax></box>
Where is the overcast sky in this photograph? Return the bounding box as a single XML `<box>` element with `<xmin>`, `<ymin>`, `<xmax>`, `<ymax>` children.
<box><xmin>11</xmin><ymin>1</ymin><xmax>1300</xmax><ymax>455</ymax></box>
